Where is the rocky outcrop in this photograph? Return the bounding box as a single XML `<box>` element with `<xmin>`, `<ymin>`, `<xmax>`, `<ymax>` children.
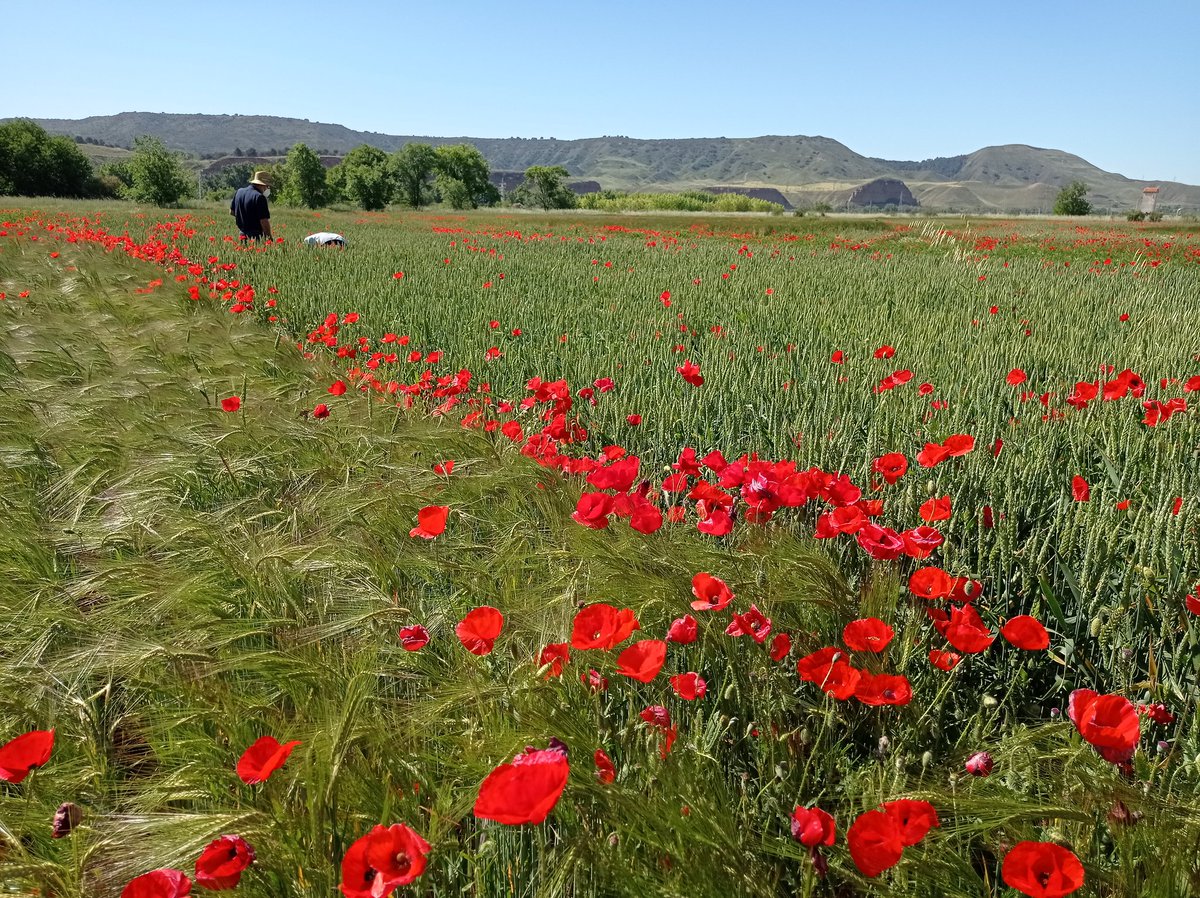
<box><xmin>848</xmin><ymin>178</ymin><xmax>918</xmax><ymax>208</ymax></box>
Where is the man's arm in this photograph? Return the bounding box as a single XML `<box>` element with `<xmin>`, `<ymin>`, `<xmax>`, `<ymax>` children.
<box><xmin>256</xmin><ymin>192</ymin><xmax>273</xmax><ymax>239</ymax></box>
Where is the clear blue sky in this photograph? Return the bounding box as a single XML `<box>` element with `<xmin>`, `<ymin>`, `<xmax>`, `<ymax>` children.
<box><xmin>9</xmin><ymin>0</ymin><xmax>1199</xmax><ymax>183</ymax></box>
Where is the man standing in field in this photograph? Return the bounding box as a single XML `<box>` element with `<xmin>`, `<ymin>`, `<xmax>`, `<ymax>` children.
<box><xmin>230</xmin><ymin>170</ymin><xmax>274</xmax><ymax>241</ymax></box>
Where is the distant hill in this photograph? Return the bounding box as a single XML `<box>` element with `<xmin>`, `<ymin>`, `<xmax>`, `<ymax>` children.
<box><xmin>16</xmin><ymin>112</ymin><xmax>1200</xmax><ymax>213</ymax></box>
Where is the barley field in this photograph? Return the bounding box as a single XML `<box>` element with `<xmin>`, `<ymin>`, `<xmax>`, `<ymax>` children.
<box><xmin>2</xmin><ymin>201</ymin><xmax>1199</xmax><ymax>897</ymax></box>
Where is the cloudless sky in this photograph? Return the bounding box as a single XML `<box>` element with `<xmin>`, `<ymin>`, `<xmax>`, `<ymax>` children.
<box><xmin>9</xmin><ymin>0</ymin><xmax>1199</xmax><ymax>182</ymax></box>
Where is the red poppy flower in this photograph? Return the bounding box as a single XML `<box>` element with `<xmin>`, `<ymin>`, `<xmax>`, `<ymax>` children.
<box><xmin>928</xmin><ymin>649</ymin><xmax>962</xmax><ymax>671</ymax></box>
<box><xmin>909</xmin><ymin>566</ymin><xmax>954</xmax><ymax>600</ymax></box>
<box><xmin>121</xmin><ymin>869</ymin><xmax>192</xmax><ymax>898</ymax></box>
<box><xmin>690</xmin><ymin>572</ymin><xmax>734</xmax><ymax>611</ymax></box>
<box><xmin>882</xmin><ymin>799</ymin><xmax>939</xmax><ymax>845</ymax></box>
<box><xmin>594</xmin><ymin>748</ymin><xmax>615</xmax><ymax>784</ymax></box>
<box><xmin>796</xmin><ymin>648</ymin><xmax>861</xmax><ymax>700</ymax></box>
<box><xmin>220</xmin><ymin>396</ymin><xmax>241</xmax><ymax>412</ymax></box>
<box><xmin>725</xmin><ymin>604</ymin><xmax>772</xmax><ymax>643</ymax></box>
<box><xmin>1001</xmin><ymin>841</ymin><xmax>1085</xmax><ymax>898</ymax></box>
<box><xmin>902</xmin><ymin>526</ymin><xmax>944</xmax><ymax>559</ymax></box>
<box><xmin>0</xmin><ymin>729</ymin><xmax>54</xmax><ymax>784</ymax></box>
<box><xmin>790</xmin><ymin>806</ymin><xmax>836</xmax><ymax>847</ymax></box>
<box><xmin>856</xmin><ymin>523</ymin><xmax>905</xmax><ymax>560</ymax></box>
<box><xmin>1007</xmin><ymin>368</ymin><xmax>1028</xmax><ymax>386</ymax></box>
<box><xmin>433</xmin><ymin>459</ymin><xmax>454</xmax><ymax>475</ymax></box>
<box><xmin>313</xmin><ymin>403</ymin><xmax>330</xmax><ymax>419</ymax></box>
<box><xmin>873</xmin><ymin>452</ymin><xmax>908</xmax><ymax>485</ymax></box>
<box><xmin>572</xmin><ymin>492</ymin><xmax>614</xmax><ymax>529</ymax></box>
<box><xmin>581</xmin><ymin>669</ymin><xmax>608</xmax><ymax>692</ymax></box>
<box><xmin>831</xmin><ymin>350</ymin><xmax>844</xmax><ymax>364</ymax></box>
<box><xmin>1070</xmin><ymin>476</ymin><xmax>1089</xmax><ymax>502</ymax></box>
<box><xmin>846</xmin><ymin>809</ymin><xmax>904</xmax><ymax>877</ymax></box>
<box><xmin>666</xmin><ymin>614</ymin><xmax>698</xmax><ymax>644</ymax></box>
<box><xmin>1001</xmin><ymin>615</ymin><xmax>1050</xmax><ymax>650</ymax></box>
<box><xmin>616</xmin><ymin>640</ymin><xmax>667</xmax><ymax>682</ymax></box>
<box><xmin>943</xmin><ymin>434</ymin><xmax>975</xmax><ymax>456</ymax></box>
<box><xmin>1187</xmin><ymin>586</ymin><xmax>1200</xmax><ymax>615</ymax></box>
<box><xmin>697</xmin><ymin>507</ymin><xmax>733</xmax><ymax>536</ymax></box>
<box><xmin>409</xmin><ymin>505</ymin><xmax>449</xmax><ymax>539</ymax></box>
<box><xmin>626</xmin><ymin>414</ymin><xmax>642</xmax><ymax>426</ymax></box>
<box><xmin>236</xmin><ymin>736</ymin><xmax>301</xmax><ymax>785</ymax></box>
<box><xmin>676</xmin><ymin>360</ymin><xmax>704</xmax><ymax>387</ymax></box>
<box><xmin>1068</xmin><ymin>689</ymin><xmax>1140</xmax><ymax>763</ymax></box>
<box><xmin>570</xmin><ymin>604</ymin><xmax>640</xmax><ymax>650</ymax></box>
<box><xmin>538</xmin><ymin>643</ymin><xmax>570</xmax><ymax>678</ymax></box>
<box><xmin>398</xmin><ymin>625</ymin><xmax>429</xmax><ymax>652</ymax></box>
<box><xmin>874</xmin><ymin>345</ymin><xmax>896</xmax><ymax>359</ymax></box>
<box><xmin>328</xmin><ymin>380</ymin><xmax>347</xmax><ymax>396</ymax></box>
<box><xmin>194</xmin><ymin>835</ymin><xmax>255</xmax><ymax>890</ymax></box>
<box><xmin>587</xmin><ymin>456</ymin><xmax>640</xmax><ymax>492</ymax></box>
<box><xmin>855</xmin><ymin>672</ymin><xmax>912</xmax><ymax>706</ymax></box>
<box><xmin>843</xmin><ymin>617</ymin><xmax>894</xmax><ymax>653</ymax></box>
<box><xmin>456</xmin><ymin>606</ymin><xmax>504</xmax><ymax>655</ymax></box>
<box><xmin>941</xmin><ymin>604</ymin><xmax>994</xmax><ymax>654</ymax></box>
<box><xmin>669</xmin><ymin>672</ymin><xmax>707</xmax><ymax>700</ymax></box>
<box><xmin>919</xmin><ymin>496</ymin><xmax>952</xmax><ymax>522</ymax></box>
<box><xmin>769</xmin><ymin>632</ymin><xmax>791</xmax><ymax>661</ymax></box>
<box><xmin>916</xmin><ymin>442</ymin><xmax>951</xmax><ymax>468</ymax></box>
<box><xmin>474</xmin><ymin>744</ymin><xmax>570</xmax><ymax>825</ymax></box>
<box><xmin>338</xmin><ymin>823</ymin><xmax>431</xmax><ymax>897</ymax></box>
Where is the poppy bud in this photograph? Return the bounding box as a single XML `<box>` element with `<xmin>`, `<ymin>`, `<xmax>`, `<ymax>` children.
<box><xmin>965</xmin><ymin>751</ymin><xmax>994</xmax><ymax>776</ymax></box>
<box><xmin>51</xmin><ymin>802</ymin><xmax>82</xmax><ymax>838</ymax></box>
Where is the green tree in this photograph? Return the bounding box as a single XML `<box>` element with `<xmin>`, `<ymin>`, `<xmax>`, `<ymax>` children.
<box><xmin>434</xmin><ymin>144</ymin><xmax>499</xmax><ymax>209</ymax></box>
<box><xmin>512</xmin><ymin>165</ymin><xmax>577</xmax><ymax>209</ymax></box>
<box><xmin>277</xmin><ymin>143</ymin><xmax>328</xmax><ymax>208</ymax></box>
<box><xmin>390</xmin><ymin>143</ymin><xmax>438</xmax><ymax>208</ymax></box>
<box><xmin>1053</xmin><ymin>181</ymin><xmax>1091</xmax><ymax>216</ymax></box>
<box><xmin>339</xmin><ymin>144</ymin><xmax>392</xmax><ymax>211</ymax></box>
<box><xmin>126</xmin><ymin>135</ymin><xmax>193</xmax><ymax>206</ymax></box>
<box><xmin>0</xmin><ymin>119</ymin><xmax>95</xmax><ymax>197</ymax></box>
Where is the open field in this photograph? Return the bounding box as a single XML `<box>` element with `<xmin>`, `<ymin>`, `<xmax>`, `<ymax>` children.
<box><xmin>2</xmin><ymin>201</ymin><xmax>1200</xmax><ymax>897</ymax></box>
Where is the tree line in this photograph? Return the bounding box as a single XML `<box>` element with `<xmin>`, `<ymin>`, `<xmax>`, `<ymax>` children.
<box><xmin>265</xmin><ymin>143</ymin><xmax>576</xmax><ymax>211</ymax></box>
<box><xmin>0</xmin><ymin>119</ymin><xmax>579</xmax><ymax>211</ymax></box>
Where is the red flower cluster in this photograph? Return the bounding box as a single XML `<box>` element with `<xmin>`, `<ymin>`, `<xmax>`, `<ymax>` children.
<box><xmin>846</xmin><ymin>799</ymin><xmax>939</xmax><ymax>876</ymax></box>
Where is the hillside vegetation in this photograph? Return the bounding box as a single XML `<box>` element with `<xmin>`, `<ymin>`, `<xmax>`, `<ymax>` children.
<box><xmin>19</xmin><ymin>113</ymin><xmax>1200</xmax><ymax>213</ymax></box>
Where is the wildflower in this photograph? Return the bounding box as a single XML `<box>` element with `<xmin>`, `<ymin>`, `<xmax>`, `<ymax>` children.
<box><xmin>456</xmin><ymin>606</ymin><xmax>504</xmax><ymax>656</ymax></box>
<box><xmin>236</xmin><ymin>736</ymin><xmax>301</xmax><ymax>785</ymax></box>
<box><xmin>474</xmin><ymin>743</ymin><xmax>569</xmax><ymax>825</ymax></box>
<box><xmin>195</xmin><ymin>835</ymin><xmax>255</xmax><ymax>890</ymax></box>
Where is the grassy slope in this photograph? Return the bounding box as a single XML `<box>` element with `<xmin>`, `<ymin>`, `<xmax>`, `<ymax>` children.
<box><xmin>1</xmin><ymin>209</ymin><xmax>1199</xmax><ymax>897</ymax></box>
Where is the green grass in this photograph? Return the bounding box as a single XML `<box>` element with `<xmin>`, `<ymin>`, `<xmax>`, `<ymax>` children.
<box><xmin>1</xmin><ymin>201</ymin><xmax>1199</xmax><ymax>897</ymax></box>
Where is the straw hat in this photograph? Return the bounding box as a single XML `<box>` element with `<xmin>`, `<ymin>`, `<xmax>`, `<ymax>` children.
<box><xmin>248</xmin><ymin>170</ymin><xmax>273</xmax><ymax>187</ymax></box>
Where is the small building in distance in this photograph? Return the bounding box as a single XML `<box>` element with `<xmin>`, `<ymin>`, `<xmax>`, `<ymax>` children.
<box><xmin>1139</xmin><ymin>186</ymin><xmax>1159</xmax><ymax>215</ymax></box>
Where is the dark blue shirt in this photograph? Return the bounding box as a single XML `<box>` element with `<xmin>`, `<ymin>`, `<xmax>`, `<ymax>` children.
<box><xmin>231</xmin><ymin>186</ymin><xmax>269</xmax><ymax>238</ymax></box>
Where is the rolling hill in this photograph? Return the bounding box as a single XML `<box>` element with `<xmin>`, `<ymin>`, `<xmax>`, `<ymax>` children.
<box><xmin>17</xmin><ymin>112</ymin><xmax>1200</xmax><ymax>213</ymax></box>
